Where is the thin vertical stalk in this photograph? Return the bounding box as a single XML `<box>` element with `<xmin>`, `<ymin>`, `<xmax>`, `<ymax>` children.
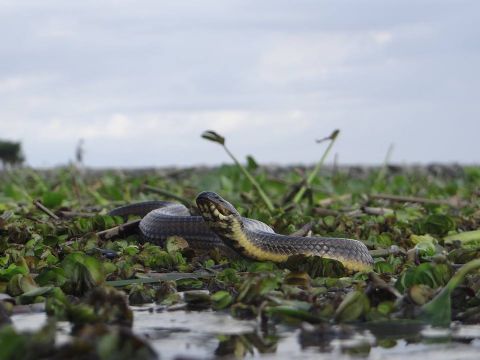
<box><xmin>223</xmin><ymin>145</ymin><xmax>275</xmax><ymax>212</ymax></box>
<box><xmin>292</xmin><ymin>130</ymin><xmax>339</xmax><ymax>204</ymax></box>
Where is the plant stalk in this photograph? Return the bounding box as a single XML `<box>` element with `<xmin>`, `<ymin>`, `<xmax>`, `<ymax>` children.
<box><xmin>223</xmin><ymin>145</ymin><xmax>275</xmax><ymax>212</ymax></box>
<box><xmin>293</xmin><ymin>130</ymin><xmax>339</xmax><ymax>204</ymax></box>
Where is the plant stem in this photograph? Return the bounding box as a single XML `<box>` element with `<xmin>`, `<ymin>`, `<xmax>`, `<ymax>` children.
<box><xmin>370</xmin><ymin>193</ymin><xmax>459</xmax><ymax>207</ymax></box>
<box><xmin>374</xmin><ymin>143</ymin><xmax>394</xmax><ymax>186</ymax></box>
<box><xmin>96</xmin><ymin>219</ymin><xmax>141</xmax><ymax>240</ymax></box>
<box><xmin>141</xmin><ymin>184</ymin><xmax>192</xmax><ymax>206</ymax></box>
<box><xmin>444</xmin><ymin>258</ymin><xmax>480</xmax><ymax>292</ymax></box>
<box><xmin>293</xmin><ymin>130</ymin><xmax>339</xmax><ymax>204</ymax></box>
<box><xmin>222</xmin><ymin>145</ymin><xmax>275</xmax><ymax>212</ymax></box>
<box><xmin>33</xmin><ymin>200</ymin><xmax>60</xmax><ymax>220</ymax></box>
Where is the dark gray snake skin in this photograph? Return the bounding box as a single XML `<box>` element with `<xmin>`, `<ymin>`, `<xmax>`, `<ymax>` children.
<box><xmin>109</xmin><ymin>192</ymin><xmax>373</xmax><ymax>272</ymax></box>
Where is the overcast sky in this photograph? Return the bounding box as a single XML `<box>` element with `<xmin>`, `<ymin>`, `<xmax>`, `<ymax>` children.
<box><xmin>0</xmin><ymin>1</ymin><xmax>478</xmax><ymax>167</ymax></box>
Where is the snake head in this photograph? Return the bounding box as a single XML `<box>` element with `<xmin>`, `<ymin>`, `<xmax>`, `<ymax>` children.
<box><xmin>196</xmin><ymin>191</ymin><xmax>242</xmax><ymax>232</ymax></box>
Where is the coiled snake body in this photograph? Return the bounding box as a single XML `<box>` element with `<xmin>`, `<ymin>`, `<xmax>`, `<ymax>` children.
<box><xmin>109</xmin><ymin>191</ymin><xmax>373</xmax><ymax>272</ymax></box>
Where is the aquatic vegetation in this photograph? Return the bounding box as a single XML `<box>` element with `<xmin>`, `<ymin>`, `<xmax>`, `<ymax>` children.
<box><xmin>0</xmin><ymin>162</ymin><xmax>479</xmax><ymax>358</ymax></box>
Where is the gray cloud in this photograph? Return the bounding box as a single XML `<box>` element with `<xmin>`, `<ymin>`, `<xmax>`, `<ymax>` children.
<box><xmin>0</xmin><ymin>0</ymin><xmax>479</xmax><ymax>167</ymax></box>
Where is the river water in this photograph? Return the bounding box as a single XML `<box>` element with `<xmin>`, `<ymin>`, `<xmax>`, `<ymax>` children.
<box><xmin>11</xmin><ymin>308</ymin><xmax>480</xmax><ymax>359</ymax></box>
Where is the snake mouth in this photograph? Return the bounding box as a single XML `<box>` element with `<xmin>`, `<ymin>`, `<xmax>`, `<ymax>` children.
<box><xmin>196</xmin><ymin>191</ymin><xmax>240</xmax><ymax>221</ymax></box>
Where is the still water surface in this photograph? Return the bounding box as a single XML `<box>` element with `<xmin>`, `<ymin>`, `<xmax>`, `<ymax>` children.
<box><xmin>12</xmin><ymin>308</ymin><xmax>480</xmax><ymax>359</ymax></box>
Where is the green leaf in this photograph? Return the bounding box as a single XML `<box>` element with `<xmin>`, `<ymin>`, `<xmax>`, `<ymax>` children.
<box><xmin>61</xmin><ymin>253</ymin><xmax>104</xmax><ymax>295</ymax></box>
<box><xmin>211</xmin><ymin>290</ymin><xmax>233</xmax><ymax>310</ymax></box>
<box><xmin>41</xmin><ymin>191</ymin><xmax>65</xmax><ymax>208</ymax></box>
<box><xmin>35</xmin><ymin>267</ymin><xmax>67</xmax><ymax>287</ymax></box>
<box><xmin>444</xmin><ymin>230</ymin><xmax>480</xmax><ymax>245</ymax></box>
<box><xmin>334</xmin><ymin>290</ymin><xmax>370</xmax><ymax>322</ymax></box>
<box><xmin>236</xmin><ymin>273</ymin><xmax>281</xmax><ymax>304</ymax></box>
<box><xmin>7</xmin><ymin>274</ymin><xmax>37</xmax><ymax>296</ymax></box>
<box><xmin>45</xmin><ymin>287</ymin><xmax>69</xmax><ymax>318</ymax></box>
<box><xmin>0</xmin><ymin>326</ymin><xmax>28</xmax><ymax>359</ymax></box>
<box><xmin>411</xmin><ymin>234</ymin><xmax>437</xmax><ymax>258</ymax></box>
<box><xmin>247</xmin><ymin>261</ymin><xmax>277</xmax><ymax>272</ymax></box>
<box><xmin>165</xmin><ymin>236</ymin><xmax>189</xmax><ymax>254</ymax></box>
<box><xmin>176</xmin><ymin>278</ymin><xmax>204</xmax><ymax>290</ymax></box>
<box><xmin>267</xmin><ymin>304</ymin><xmax>321</xmax><ymax>324</ymax></box>
<box><xmin>4</xmin><ymin>184</ymin><xmax>30</xmax><ymax>201</ymax></box>
<box><xmin>395</xmin><ymin>263</ymin><xmax>452</xmax><ymax>293</ymax></box>
<box><xmin>201</xmin><ymin>130</ymin><xmax>225</xmax><ymax>145</ymax></box>
<box><xmin>0</xmin><ymin>263</ymin><xmax>28</xmax><ymax>281</ymax></box>
<box><xmin>17</xmin><ymin>286</ymin><xmax>54</xmax><ymax>305</ymax></box>
<box><xmin>374</xmin><ymin>260</ymin><xmax>395</xmax><ymax>274</ymax></box>
<box><xmin>284</xmin><ymin>255</ymin><xmax>346</xmax><ymax>278</ymax></box>
<box><xmin>410</xmin><ymin>234</ymin><xmax>436</xmax><ymax>245</ymax></box>
<box><xmin>246</xmin><ymin>155</ymin><xmax>258</xmax><ymax>171</ymax></box>
<box><xmin>418</xmin><ymin>214</ymin><xmax>456</xmax><ymax>236</ymax></box>
<box><xmin>138</xmin><ymin>243</ymin><xmax>186</xmax><ymax>270</ymax></box>
<box><xmin>420</xmin><ymin>259</ymin><xmax>480</xmax><ymax>326</ymax></box>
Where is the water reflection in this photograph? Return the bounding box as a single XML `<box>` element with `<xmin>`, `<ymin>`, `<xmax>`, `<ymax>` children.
<box><xmin>299</xmin><ymin>323</ymin><xmax>372</xmax><ymax>356</ymax></box>
<box><xmin>11</xmin><ymin>308</ymin><xmax>480</xmax><ymax>359</ymax></box>
<box><xmin>215</xmin><ymin>333</ymin><xmax>278</xmax><ymax>357</ymax></box>
<box><xmin>131</xmin><ymin>308</ymin><xmax>480</xmax><ymax>359</ymax></box>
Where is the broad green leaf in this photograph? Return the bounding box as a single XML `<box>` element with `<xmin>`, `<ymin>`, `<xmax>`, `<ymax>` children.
<box><xmin>61</xmin><ymin>253</ymin><xmax>104</xmax><ymax>295</ymax></box>
<box><xmin>420</xmin><ymin>259</ymin><xmax>480</xmax><ymax>326</ymax></box>
<box><xmin>395</xmin><ymin>262</ymin><xmax>452</xmax><ymax>293</ymax></box>
<box><xmin>444</xmin><ymin>230</ymin><xmax>480</xmax><ymax>246</ymax></box>
<box><xmin>41</xmin><ymin>191</ymin><xmax>65</xmax><ymax>208</ymax></box>
<box><xmin>211</xmin><ymin>290</ymin><xmax>233</xmax><ymax>310</ymax></box>
<box><xmin>334</xmin><ymin>290</ymin><xmax>370</xmax><ymax>322</ymax></box>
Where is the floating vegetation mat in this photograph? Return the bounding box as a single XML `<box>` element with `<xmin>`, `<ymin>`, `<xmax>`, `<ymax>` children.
<box><xmin>0</xmin><ymin>163</ymin><xmax>479</xmax><ymax>359</ymax></box>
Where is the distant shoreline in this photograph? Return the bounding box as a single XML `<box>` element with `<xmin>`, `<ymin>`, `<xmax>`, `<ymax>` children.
<box><xmin>1</xmin><ymin>163</ymin><xmax>476</xmax><ymax>178</ymax></box>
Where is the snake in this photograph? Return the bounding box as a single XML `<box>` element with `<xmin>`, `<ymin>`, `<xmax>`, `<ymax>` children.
<box><xmin>109</xmin><ymin>191</ymin><xmax>373</xmax><ymax>272</ymax></box>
